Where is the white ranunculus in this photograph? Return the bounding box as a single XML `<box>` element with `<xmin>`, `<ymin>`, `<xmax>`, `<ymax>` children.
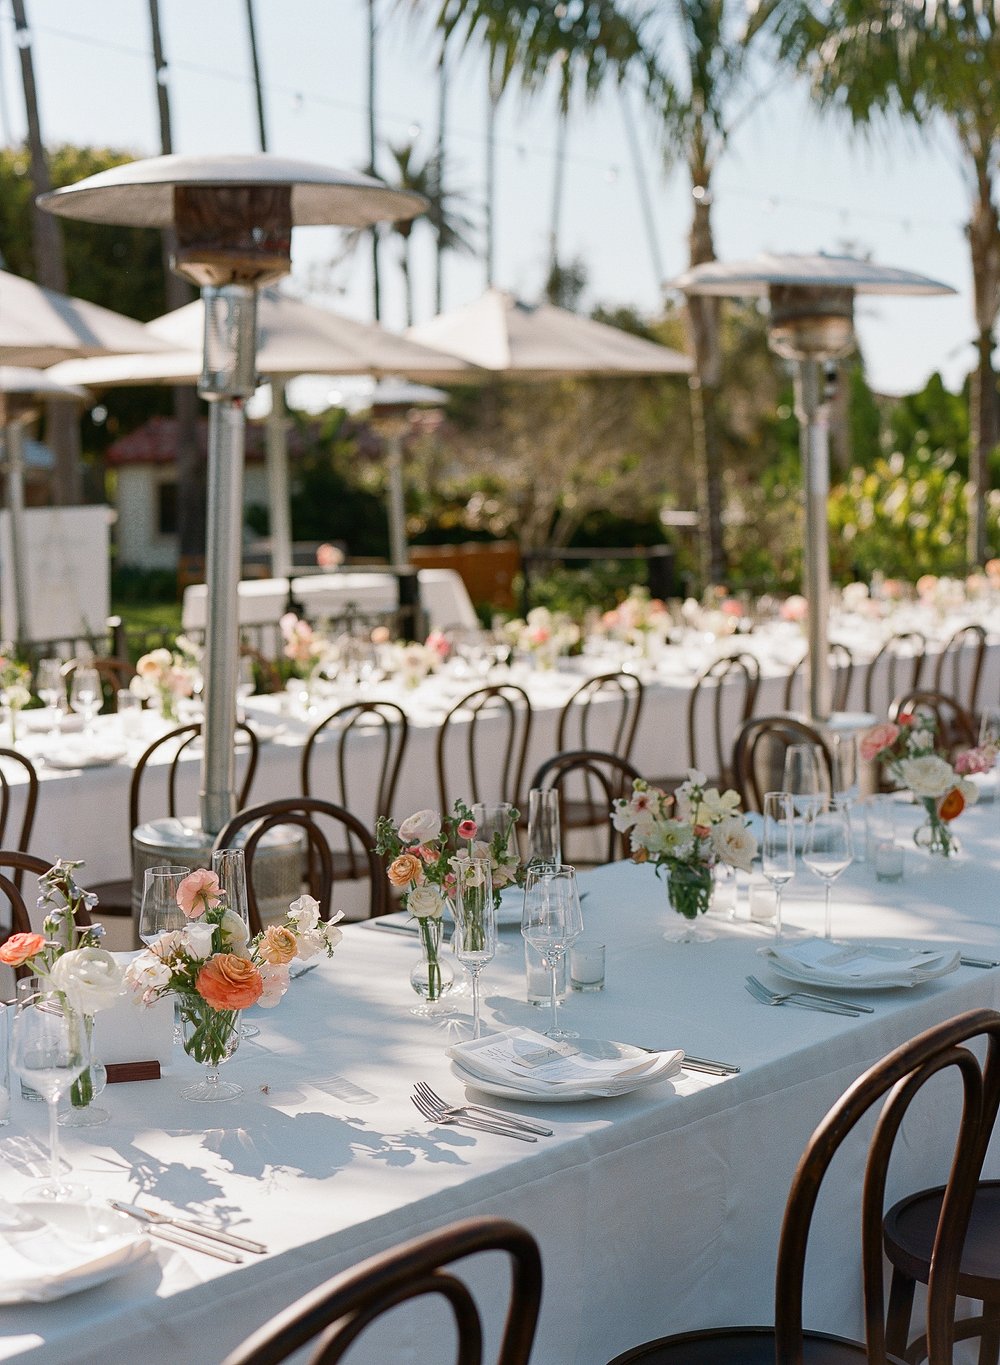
<box><xmin>49</xmin><ymin>947</ymin><xmax>124</xmax><ymax>1015</ymax></box>
<box><xmin>181</xmin><ymin>921</ymin><xmax>215</xmax><ymax>959</ymax></box>
<box><xmin>220</xmin><ymin>909</ymin><xmax>250</xmax><ymax>951</ymax></box>
<box><xmin>899</xmin><ymin>754</ymin><xmax>955</xmax><ymax>799</ymax></box>
<box><xmin>710</xmin><ymin>817</ymin><xmax>758</xmax><ymax>873</ymax></box>
<box><xmin>407</xmin><ymin>884</ymin><xmax>446</xmax><ymax>919</ymax></box>
<box><xmin>398</xmin><ymin>809</ymin><xmax>442</xmax><ymax>845</ymax></box>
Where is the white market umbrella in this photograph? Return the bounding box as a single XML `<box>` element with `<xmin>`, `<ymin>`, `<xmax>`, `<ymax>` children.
<box><xmin>0</xmin><ymin>269</ymin><xmax>173</xmax><ymax>366</ymax></box>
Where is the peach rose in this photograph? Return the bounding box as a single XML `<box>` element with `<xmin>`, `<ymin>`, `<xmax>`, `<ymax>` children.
<box><xmin>387</xmin><ymin>853</ymin><xmax>424</xmax><ymax>888</ymax></box>
<box><xmin>260</xmin><ymin>924</ymin><xmax>298</xmax><ymax>965</ymax></box>
<box><xmin>859</xmin><ymin>722</ymin><xmax>900</xmax><ymax>762</ymax></box>
<box><xmin>0</xmin><ymin>931</ymin><xmax>46</xmax><ymax>966</ymax></box>
<box><xmin>195</xmin><ymin>954</ymin><xmax>263</xmax><ymax>1010</ymax></box>
<box><xmin>176</xmin><ymin>868</ymin><xmax>223</xmax><ymax>919</ymax></box>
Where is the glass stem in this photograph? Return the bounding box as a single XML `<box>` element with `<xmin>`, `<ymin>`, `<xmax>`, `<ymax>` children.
<box><xmin>548</xmin><ymin>961</ymin><xmax>559</xmax><ymax>1035</ymax></box>
<box><xmin>774</xmin><ymin>886</ymin><xmax>783</xmax><ymax>939</ymax></box>
<box><xmin>48</xmin><ymin>1099</ymin><xmax>61</xmax><ymax>1190</ymax></box>
<box><xmin>471</xmin><ymin>971</ymin><xmax>481</xmax><ymax>1040</ymax></box>
<box><xmin>824</xmin><ymin>883</ymin><xmax>832</xmax><ymax>941</ymax></box>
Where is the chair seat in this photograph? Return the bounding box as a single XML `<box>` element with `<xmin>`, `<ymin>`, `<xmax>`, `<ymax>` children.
<box><xmin>608</xmin><ymin>1326</ymin><xmax>891</xmax><ymax>1364</ymax></box>
<box><xmin>885</xmin><ymin>1179</ymin><xmax>1000</xmax><ymax>1299</ymax></box>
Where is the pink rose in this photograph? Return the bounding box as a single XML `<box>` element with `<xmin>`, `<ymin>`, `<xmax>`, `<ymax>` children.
<box><xmin>955</xmin><ymin>746</ymin><xmax>994</xmax><ymax>776</ymax></box>
<box><xmin>176</xmin><ymin>868</ymin><xmax>223</xmax><ymax>919</ymax></box>
<box><xmin>457</xmin><ymin>819</ymin><xmax>478</xmax><ymax>840</ymax></box>
<box><xmin>859</xmin><ymin>722</ymin><xmax>901</xmax><ymax>762</ymax></box>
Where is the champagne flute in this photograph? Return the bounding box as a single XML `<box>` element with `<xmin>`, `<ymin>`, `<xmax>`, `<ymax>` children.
<box><xmin>36</xmin><ymin>657</ymin><xmax>64</xmax><ymax>736</ymax></box>
<box><xmin>829</xmin><ymin>733</ymin><xmax>859</xmax><ymax>804</ymax></box>
<box><xmin>11</xmin><ymin>993</ymin><xmax>89</xmax><ymax>1200</ymax></box>
<box><xmin>472</xmin><ymin>802</ymin><xmax>517</xmax><ymax>954</ymax></box>
<box><xmin>138</xmin><ymin>865</ymin><xmax>191</xmax><ymax>947</ymax></box>
<box><xmin>782</xmin><ymin>743</ymin><xmax>825</xmax><ymax>819</ymax></box>
<box><xmin>761</xmin><ymin>791</ymin><xmax>795</xmax><ymax>937</ymax></box>
<box><xmin>803</xmin><ymin>799</ymin><xmax>854</xmax><ymax>941</ymax></box>
<box><xmin>69</xmin><ymin>666</ymin><xmax>101</xmax><ymax>735</ymax></box>
<box><xmin>451</xmin><ymin>856</ymin><xmax>496</xmax><ymax>1039</ymax></box>
<box><xmin>526</xmin><ymin>788</ymin><xmax>562</xmax><ymax>869</ymax></box>
<box><xmin>212</xmin><ymin>848</ymin><xmax>259</xmax><ymax>1039</ymax></box>
<box><xmin>521</xmin><ymin>865</ymin><xmax>583</xmax><ymax>1041</ymax></box>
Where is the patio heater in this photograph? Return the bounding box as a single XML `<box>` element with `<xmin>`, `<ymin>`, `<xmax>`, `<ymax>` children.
<box><xmin>40</xmin><ymin>154</ymin><xmax>425</xmax><ymax>835</ymax></box>
<box><xmin>673</xmin><ymin>253</ymin><xmax>954</xmax><ymax>725</ymax></box>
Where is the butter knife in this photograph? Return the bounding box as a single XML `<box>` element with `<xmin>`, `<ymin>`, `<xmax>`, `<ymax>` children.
<box><xmin>147</xmin><ymin>1224</ymin><xmax>244</xmax><ymax>1264</ymax></box>
<box><xmin>109</xmin><ymin>1201</ymin><xmax>267</xmax><ymax>1254</ymax></box>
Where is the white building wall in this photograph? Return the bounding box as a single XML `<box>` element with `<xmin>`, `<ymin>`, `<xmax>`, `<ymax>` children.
<box><xmin>115</xmin><ymin>463</ymin><xmax>270</xmax><ymax>571</ymax></box>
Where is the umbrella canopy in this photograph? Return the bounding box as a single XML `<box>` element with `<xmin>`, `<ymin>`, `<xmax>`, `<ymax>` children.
<box><xmin>0</xmin><ymin>269</ymin><xmax>174</xmax><ymax>368</ymax></box>
<box><xmin>406</xmin><ymin>287</ymin><xmax>692</xmax><ymax>378</ymax></box>
<box><xmin>47</xmin><ymin>288</ymin><xmax>477</xmax><ymax>387</ymax></box>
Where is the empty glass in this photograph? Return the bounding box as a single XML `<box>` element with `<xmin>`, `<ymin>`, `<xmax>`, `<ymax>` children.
<box><xmin>36</xmin><ymin>657</ymin><xmax>64</xmax><ymax>735</ymax></box>
<box><xmin>138</xmin><ymin>865</ymin><xmax>191</xmax><ymax>947</ymax></box>
<box><xmin>520</xmin><ymin>865</ymin><xmax>583</xmax><ymax>1041</ymax></box>
<box><xmin>11</xmin><ymin>993</ymin><xmax>89</xmax><ymax>1200</ymax></box>
<box><xmin>212</xmin><ymin>849</ymin><xmax>259</xmax><ymax>1039</ymax></box>
<box><xmin>829</xmin><ymin>733</ymin><xmax>859</xmax><ymax>803</ymax></box>
<box><xmin>69</xmin><ymin>666</ymin><xmax>102</xmax><ymax>734</ymax></box>
<box><xmin>803</xmin><ymin>800</ymin><xmax>854</xmax><ymax>941</ymax></box>
<box><xmin>526</xmin><ymin>788</ymin><xmax>561</xmax><ymax>869</ymax></box>
<box><xmin>782</xmin><ymin>743</ymin><xmax>826</xmax><ymax>818</ymax></box>
<box><xmin>761</xmin><ymin>791</ymin><xmax>795</xmax><ymax>938</ymax></box>
<box><xmin>451</xmin><ymin>857</ymin><xmax>496</xmax><ymax>1039</ymax></box>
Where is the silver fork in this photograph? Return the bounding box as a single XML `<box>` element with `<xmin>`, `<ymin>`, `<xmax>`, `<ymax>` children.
<box><xmin>413</xmin><ymin>1082</ymin><xmax>553</xmax><ymax>1136</ymax></box>
<box><xmin>410</xmin><ymin>1091</ymin><xmax>538</xmax><ymax>1142</ymax></box>
<box><xmin>745</xmin><ymin>975</ymin><xmax>861</xmax><ymax>1017</ymax></box>
<box><xmin>746</xmin><ymin>973</ymin><xmax>873</xmax><ymax>1014</ymax></box>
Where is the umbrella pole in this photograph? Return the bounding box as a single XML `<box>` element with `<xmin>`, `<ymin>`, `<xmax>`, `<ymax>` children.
<box><xmin>386</xmin><ymin>431</ymin><xmax>409</xmax><ymax>568</ymax></box>
<box><xmin>4</xmin><ymin>421</ymin><xmax>31</xmax><ymax>648</ymax></box>
<box><xmin>794</xmin><ymin>359</ymin><xmax>833</xmax><ymax>724</ymax></box>
<box><xmin>265</xmin><ymin>380</ymin><xmax>293</xmax><ymax>578</ymax></box>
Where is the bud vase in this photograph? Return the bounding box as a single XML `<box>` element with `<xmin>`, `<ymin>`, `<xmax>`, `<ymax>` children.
<box><xmin>913</xmin><ymin>799</ymin><xmax>960</xmax><ymax>859</ymax></box>
<box><xmin>410</xmin><ymin>917</ymin><xmax>455</xmax><ymax>1015</ymax></box>
<box><xmin>59</xmin><ymin>1013</ymin><xmax>109</xmax><ymax>1127</ymax></box>
<box><xmin>177</xmin><ymin>992</ymin><xmax>242</xmax><ymax>1101</ymax></box>
<box><xmin>663</xmin><ymin>863</ymin><xmax>714</xmax><ymax>942</ymax></box>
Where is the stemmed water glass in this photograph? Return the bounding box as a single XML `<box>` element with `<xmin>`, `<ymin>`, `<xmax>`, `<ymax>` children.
<box><xmin>472</xmin><ymin>802</ymin><xmax>517</xmax><ymax>954</ymax></box>
<box><xmin>829</xmin><ymin>733</ymin><xmax>859</xmax><ymax>804</ymax></box>
<box><xmin>11</xmin><ymin>992</ymin><xmax>89</xmax><ymax>1200</ymax></box>
<box><xmin>69</xmin><ymin>666</ymin><xmax>101</xmax><ymax>735</ymax></box>
<box><xmin>526</xmin><ymin>788</ymin><xmax>561</xmax><ymax>869</ymax></box>
<box><xmin>803</xmin><ymin>799</ymin><xmax>854</xmax><ymax>941</ymax></box>
<box><xmin>212</xmin><ymin>848</ymin><xmax>259</xmax><ymax>1039</ymax></box>
<box><xmin>36</xmin><ymin>657</ymin><xmax>64</xmax><ymax>736</ymax></box>
<box><xmin>138</xmin><ymin>865</ymin><xmax>191</xmax><ymax>947</ymax></box>
<box><xmin>761</xmin><ymin>791</ymin><xmax>795</xmax><ymax>938</ymax></box>
<box><xmin>451</xmin><ymin>856</ymin><xmax>496</xmax><ymax>1039</ymax></box>
<box><xmin>521</xmin><ymin>865</ymin><xmax>583</xmax><ymax>1041</ymax></box>
<box><xmin>782</xmin><ymin>743</ymin><xmax>826</xmax><ymax>818</ymax></box>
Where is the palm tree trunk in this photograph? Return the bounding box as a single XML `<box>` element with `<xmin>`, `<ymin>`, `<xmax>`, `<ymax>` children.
<box><xmin>966</xmin><ymin>158</ymin><xmax>1000</xmax><ymax>568</ymax></box>
<box><xmin>485</xmin><ymin>69</ymin><xmax>500</xmax><ymax>289</ymax></box>
<box><xmin>12</xmin><ymin>0</ymin><xmax>82</xmax><ymax>506</ymax></box>
<box><xmin>685</xmin><ymin>182</ymin><xmax>725</xmax><ymax>586</ymax></box>
<box><xmin>367</xmin><ymin>0</ymin><xmax>382</xmax><ymax>319</ymax></box>
<box><xmin>435</xmin><ymin>32</ymin><xmax>447</xmax><ymax>313</ymax></box>
<box><xmin>548</xmin><ymin>103</ymin><xmax>568</xmax><ymax>288</ymax></box>
<box><xmin>244</xmin><ymin>0</ymin><xmax>268</xmax><ymax>152</ymax></box>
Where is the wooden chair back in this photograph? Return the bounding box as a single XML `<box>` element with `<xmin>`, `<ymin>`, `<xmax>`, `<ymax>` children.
<box><xmin>128</xmin><ymin>721</ymin><xmax>259</xmax><ymax>838</ymax></box>
<box><xmin>301</xmin><ymin>701</ymin><xmax>408</xmax><ymax>823</ymax></box>
<box><xmin>61</xmin><ymin>656</ymin><xmax>133</xmax><ymax>711</ymax></box>
<box><xmin>221</xmin><ymin>1216</ymin><xmax>542</xmax><ymax>1365</ymax></box>
<box><xmin>0</xmin><ymin>749</ymin><xmax>38</xmax><ymax>880</ymax></box>
<box><xmin>889</xmin><ymin>689</ymin><xmax>978</xmax><ymax>756</ymax></box>
<box><xmin>775</xmin><ymin>1008</ymin><xmax>1000</xmax><ymax>1365</ymax></box>
<box><xmin>0</xmin><ymin>851</ymin><xmax>93</xmax><ymax>978</ymax></box>
<box><xmin>933</xmin><ymin>623</ymin><xmax>987</xmax><ymax>719</ymax></box>
<box><xmin>528</xmin><ymin>749</ymin><xmax>643</xmax><ymax>865</ymax></box>
<box><xmin>688</xmin><ymin>652</ymin><xmax>760</xmax><ymax>789</ymax></box>
<box><xmin>555</xmin><ymin>670</ymin><xmax>644</xmax><ymax>763</ymax></box>
<box><xmin>732</xmin><ymin>715</ymin><xmax>834</xmax><ymax>813</ymax></box>
<box><xmin>212</xmin><ymin>797</ymin><xmax>385</xmax><ymax>934</ymax></box>
<box><xmin>863</xmin><ymin>632</ymin><xmax>926</xmax><ymax>718</ymax></box>
<box><xmin>782</xmin><ymin>641</ymin><xmax>855</xmax><ymax>714</ymax></box>
<box><xmin>436</xmin><ymin>683</ymin><xmax>532</xmax><ymax>813</ymax></box>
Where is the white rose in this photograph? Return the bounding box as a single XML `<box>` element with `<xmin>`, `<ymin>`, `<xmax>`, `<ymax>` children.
<box><xmin>48</xmin><ymin>947</ymin><xmax>124</xmax><ymax>1015</ymax></box>
<box><xmin>398</xmin><ymin>810</ymin><xmax>442</xmax><ymax>845</ymax></box>
<box><xmin>407</xmin><ymin>884</ymin><xmax>446</xmax><ymax>919</ymax></box>
<box><xmin>181</xmin><ymin>921</ymin><xmax>215</xmax><ymax>959</ymax></box>
<box><xmin>710</xmin><ymin>817</ymin><xmax>757</xmax><ymax>874</ymax></box>
<box><xmin>220</xmin><ymin>909</ymin><xmax>250</xmax><ymax>952</ymax></box>
<box><xmin>899</xmin><ymin>754</ymin><xmax>955</xmax><ymax>799</ymax></box>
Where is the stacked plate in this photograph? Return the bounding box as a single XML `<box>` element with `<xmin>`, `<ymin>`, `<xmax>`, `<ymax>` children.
<box><xmin>760</xmin><ymin>937</ymin><xmax>961</xmax><ymax>990</ymax></box>
<box><xmin>38</xmin><ymin>739</ymin><xmax>127</xmax><ymax>769</ymax></box>
<box><xmin>449</xmin><ymin>1026</ymin><xmax>683</xmax><ymax>1102</ymax></box>
<box><xmin>0</xmin><ymin>1202</ymin><xmax>152</xmax><ymax>1303</ymax></box>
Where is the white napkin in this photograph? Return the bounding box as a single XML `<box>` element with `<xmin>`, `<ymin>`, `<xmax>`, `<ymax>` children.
<box><xmin>449</xmin><ymin>1027</ymin><xmax>683</xmax><ymax>1098</ymax></box>
<box><xmin>760</xmin><ymin>937</ymin><xmax>961</xmax><ymax>988</ymax></box>
<box><xmin>0</xmin><ymin>1203</ymin><xmax>149</xmax><ymax>1303</ymax></box>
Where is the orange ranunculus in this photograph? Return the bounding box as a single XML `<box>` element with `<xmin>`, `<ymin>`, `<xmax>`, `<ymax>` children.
<box><xmin>0</xmin><ymin>931</ymin><xmax>46</xmax><ymax>966</ymax></box>
<box><xmin>260</xmin><ymin>925</ymin><xmax>298</xmax><ymax>965</ymax></box>
<box><xmin>937</xmin><ymin>787</ymin><xmax>965</xmax><ymax>823</ymax></box>
<box><xmin>196</xmin><ymin>954</ymin><xmax>263</xmax><ymax>1010</ymax></box>
<box><xmin>387</xmin><ymin>853</ymin><xmax>424</xmax><ymax>888</ymax></box>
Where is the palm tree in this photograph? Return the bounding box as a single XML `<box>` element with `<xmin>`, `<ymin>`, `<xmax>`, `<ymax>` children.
<box><xmin>384</xmin><ymin>140</ymin><xmax>477</xmax><ymax>324</ymax></box>
<box><xmin>764</xmin><ymin>0</ymin><xmax>1000</xmax><ymax>567</ymax></box>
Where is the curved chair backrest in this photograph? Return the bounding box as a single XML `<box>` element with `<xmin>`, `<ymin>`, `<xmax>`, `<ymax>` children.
<box><xmin>0</xmin><ymin>749</ymin><xmax>39</xmax><ymax>882</ymax></box>
<box><xmin>436</xmin><ymin>684</ymin><xmax>532</xmax><ymax>813</ymax></box>
<box><xmin>688</xmin><ymin>652</ymin><xmax>760</xmax><ymax>789</ymax></box>
<box><xmin>129</xmin><ymin>721</ymin><xmax>259</xmax><ymax>842</ymax></box>
<box><xmin>782</xmin><ymin>642</ymin><xmax>855</xmax><ymax>715</ymax></box>
<box><xmin>212</xmin><ymin>797</ymin><xmax>385</xmax><ymax>934</ymax></box>
<box><xmin>529</xmin><ymin>749</ymin><xmax>643</xmax><ymax>864</ymax></box>
<box><xmin>62</xmin><ymin>656</ymin><xmax>133</xmax><ymax>711</ymax></box>
<box><xmin>889</xmin><ymin>689</ymin><xmax>978</xmax><ymax>755</ymax></box>
<box><xmin>221</xmin><ymin>1216</ymin><xmax>542</xmax><ymax>1365</ymax></box>
<box><xmin>933</xmin><ymin>623</ymin><xmax>987</xmax><ymax>719</ymax></box>
<box><xmin>732</xmin><ymin>715</ymin><xmax>834</xmax><ymax>814</ymax></box>
<box><xmin>301</xmin><ymin>700</ymin><xmax>408</xmax><ymax>823</ymax></box>
<box><xmin>0</xmin><ymin>850</ymin><xmax>92</xmax><ymax>977</ymax></box>
<box><xmin>555</xmin><ymin>671</ymin><xmax>644</xmax><ymax>764</ymax></box>
<box><xmin>863</xmin><ymin>632</ymin><xmax>926</xmax><ymax>719</ymax></box>
<box><xmin>775</xmin><ymin>1008</ymin><xmax>1000</xmax><ymax>1364</ymax></box>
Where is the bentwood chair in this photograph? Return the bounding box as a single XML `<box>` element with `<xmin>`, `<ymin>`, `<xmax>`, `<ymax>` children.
<box><xmin>301</xmin><ymin>700</ymin><xmax>408</xmax><ymax>823</ymax></box>
<box><xmin>782</xmin><ymin>641</ymin><xmax>855</xmax><ymax>714</ymax></box>
<box><xmin>888</xmin><ymin>689</ymin><xmax>978</xmax><ymax>756</ymax></box>
<box><xmin>0</xmin><ymin>851</ymin><xmax>92</xmax><ymax>980</ymax></box>
<box><xmin>732</xmin><ymin>715</ymin><xmax>834</xmax><ymax>814</ymax></box>
<box><xmin>436</xmin><ymin>683</ymin><xmax>532</xmax><ymax>814</ymax></box>
<box><xmin>863</xmin><ymin>632</ymin><xmax>926</xmax><ymax>719</ymax></box>
<box><xmin>555</xmin><ymin>671</ymin><xmax>644</xmax><ymax>764</ymax></box>
<box><xmin>608</xmin><ymin>1008</ymin><xmax>1000</xmax><ymax>1365</ymax></box>
<box><xmin>0</xmin><ymin>748</ymin><xmax>39</xmax><ymax>885</ymax></box>
<box><xmin>212</xmin><ymin>796</ymin><xmax>386</xmax><ymax>934</ymax></box>
<box><xmin>647</xmin><ymin>652</ymin><xmax>760</xmax><ymax>798</ymax></box>
<box><xmin>932</xmin><ymin>623</ymin><xmax>987</xmax><ymax>720</ymax></box>
<box><xmin>528</xmin><ymin>749</ymin><xmax>643</xmax><ymax>866</ymax></box>
<box><xmin>222</xmin><ymin>1216</ymin><xmax>542</xmax><ymax>1365</ymax></box>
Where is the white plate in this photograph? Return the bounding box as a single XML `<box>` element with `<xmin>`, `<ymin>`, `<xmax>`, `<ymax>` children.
<box><xmin>39</xmin><ymin>743</ymin><xmax>127</xmax><ymax>770</ymax></box>
<box><xmin>0</xmin><ymin>1201</ymin><xmax>152</xmax><ymax>1304</ymax></box>
<box><xmin>760</xmin><ymin>940</ymin><xmax>961</xmax><ymax>991</ymax></box>
<box><xmin>451</xmin><ymin>1039</ymin><xmax>681</xmax><ymax>1102</ymax></box>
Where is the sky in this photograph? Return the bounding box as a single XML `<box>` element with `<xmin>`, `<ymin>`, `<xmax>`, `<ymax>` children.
<box><xmin>0</xmin><ymin>0</ymin><xmax>979</xmax><ymax>398</ymax></box>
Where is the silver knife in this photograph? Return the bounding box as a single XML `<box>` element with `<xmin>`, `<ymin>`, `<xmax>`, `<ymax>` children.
<box><xmin>147</xmin><ymin>1224</ymin><xmax>244</xmax><ymax>1264</ymax></box>
<box><xmin>961</xmin><ymin>956</ymin><xmax>1000</xmax><ymax>968</ymax></box>
<box><xmin>109</xmin><ymin>1201</ymin><xmax>267</xmax><ymax>1254</ymax></box>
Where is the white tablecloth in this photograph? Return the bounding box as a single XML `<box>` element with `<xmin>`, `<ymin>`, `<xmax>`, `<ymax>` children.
<box><xmin>2</xmin><ymin>798</ymin><xmax>1000</xmax><ymax>1362</ymax></box>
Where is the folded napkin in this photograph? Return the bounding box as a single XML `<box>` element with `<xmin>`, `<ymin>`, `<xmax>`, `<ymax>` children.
<box><xmin>449</xmin><ymin>1027</ymin><xmax>683</xmax><ymax>1098</ymax></box>
<box><xmin>760</xmin><ymin>937</ymin><xmax>961</xmax><ymax>988</ymax></box>
<box><xmin>0</xmin><ymin>1202</ymin><xmax>150</xmax><ymax>1303</ymax></box>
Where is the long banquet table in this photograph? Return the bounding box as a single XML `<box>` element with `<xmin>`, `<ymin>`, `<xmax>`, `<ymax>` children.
<box><xmin>3</xmin><ymin>797</ymin><xmax>1000</xmax><ymax>1362</ymax></box>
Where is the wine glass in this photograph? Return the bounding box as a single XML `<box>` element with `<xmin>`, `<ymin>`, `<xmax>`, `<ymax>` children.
<box><xmin>69</xmin><ymin>666</ymin><xmax>101</xmax><ymax>735</ymax></box>
<box><xmin>979</xmin><ymin>707</ymin><xmax>1000</xmax><ymax>749</ymax></box>
<box><xmin>451</xmin><ymin>856</ymin><xmax>496</xmax><ymax>1039</ymax></box>
<box><xmin>11</xmin><ymin>993</ymin><xmax>89</xmax><ymax>1200</ymax></box>
<box><xmin>829</xmin><ymin>733</ymin><xmax>859</xmax><ymax>804</ymax></box>
<box><xmin>526</xmin><ymin>788</ymin><xmax>561</xmax><ymax>869</ymax></box>
<box><xmin>211</xmin><ymin>848</ymin><xmax>259</xmax><ymax>1040</ymax></box>
<box><xmin>803</xmin><ymin>800</ymin><xmax>854</xmax><ymax>941</ymax></box>
<box><xmin>782</xmin><ymin>743</ymin><xmax>826</xmax><ymax>819</ymax></box>
<box><xmin>520</xmin><ymin>865</ymin><xmax>583</xmax><ymax>1041</ymax></box>
<box><xmin>761</xmin><ymin>791</ymin><xmax>795</xmax><ymax>938</ymax></box>
<box><xmin>36</xmin><ymin>657</ymin><xmax>64</xmax><ymax>735</ymax></box>
<box><xmin>138</xmin><ymin>865</ymin><xmax>191</xmax><ymax>947</ymax></box>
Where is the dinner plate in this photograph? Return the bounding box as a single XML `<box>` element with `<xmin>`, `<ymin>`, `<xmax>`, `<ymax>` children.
<box><xmin>760</xmin><ymin>939</ymin><xmax>961</xmax><ymax>991</ymax></box>
<box><xmin>451</xmin><ymin>1038</ymin><xmax>682</xmax><ymax>1102</ymax></box>
<box><xmin>0</xmin><ymin>1201</ymin><xmax>152</xmax><ymax>1304</ymax></box>
<box><xmin>39</xmin><ymin>743</ymin><xmax>127</xmax><ymax>770</ymax></box>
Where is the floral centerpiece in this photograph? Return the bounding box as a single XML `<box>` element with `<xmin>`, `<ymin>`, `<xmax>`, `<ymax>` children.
<box><xmin>612</xmin><ymin>771</ymin><xmax>757</xmax><ymax>926</ymax></box>
<box><xmin>601</xmin><ymin>586</ymin><xmax>671</xmax><ymax>653</ymax></box>
<box><xmin>130</xmin><ymin>637</ymin><xmax>202</xmax><ymax>721</ymax></box>
<box><xmin>124</xmin><ymin>871</ymin><xmax>343</xmax><ymax>1088</ymax></box>
<box><xmin>860</xmin><ymin>716</ymin><xmax>986</xmax><ymax>858</ymax></box>
<box><xmin>504</xmin><ymin>607</ymin><xmax>580</xmax><ymax>669</ymax></box>
<box><xmin>375</xmin><ymin>803</ymin><xmax>522</xmax><ymax>1008</ymax></box>
<box><xmin>0</xmin><ymin>860</ymin><xmax>124</xmax><ymax>1115</ymax></box>
<box><xmin>0</xmin><ymin>649</ymin><xmax>32</xmax><ymax>740</ymax></box>
<box><xmin>278</xmin><ymin>612</ymin><xmax>330</xmax><ymax>677</ymax></box>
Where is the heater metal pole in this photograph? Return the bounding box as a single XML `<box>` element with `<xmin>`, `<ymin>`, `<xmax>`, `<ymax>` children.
<box><xmin>794</xmin><ymin>358</ymin><xmax>833</xmax><ymax>723</ymax></box>
<box><xmin>265</xmin><ymin>380</ymin><xmax>293</xmax><ymax>578</ymax></box>
<box><xmin>386</xmin><ymin>432</ymin><xmax>409</xmax><ymax>568</ymax></box>
<box><xmin>3</xmin><ymin>421</ymin><xmax>30</xmax><ymax>647</ymax></box>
